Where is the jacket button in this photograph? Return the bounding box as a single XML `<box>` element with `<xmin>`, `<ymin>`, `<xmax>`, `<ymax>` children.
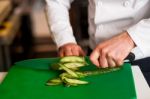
<box><xmin>123</xmin><ymin>1</ymin><xmax>130</xmax><ymax>7</ymax></box>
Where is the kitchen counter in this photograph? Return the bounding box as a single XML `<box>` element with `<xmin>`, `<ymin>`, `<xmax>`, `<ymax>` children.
<box><xmin>0</xmin><ymin>4</ymin><xmax>21</xmax><ymax>70</ymax></box>
<box><xmin>0</xmin><ymin>0</ymin><xmax>12</xmax><ymax>24</ymax></box>
<box><xmin>0</xmin><ymin>72</ymin><xmax>7</xmax><ymax>84</ymax></box>
<box><xmin>0</xmin><ymin>66</ymin><xmax>150</xmax><ymax>99</ymax></box>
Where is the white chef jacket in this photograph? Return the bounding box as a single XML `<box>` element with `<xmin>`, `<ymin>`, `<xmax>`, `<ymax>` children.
<box><xmin>46</xmin><ymin>0</ymin><xmax>150</xmax><ymax>60</ymax></box>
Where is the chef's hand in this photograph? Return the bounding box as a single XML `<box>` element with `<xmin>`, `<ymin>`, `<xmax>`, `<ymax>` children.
<box><xmin>90</xmin><ymin>32</ymin><xmax>135</xmax><ymax>68</ymax></box>
<box><xmin>59</xmin><ymin>43</ymin><xmax>85</xmax><ymax>57</ymax></box>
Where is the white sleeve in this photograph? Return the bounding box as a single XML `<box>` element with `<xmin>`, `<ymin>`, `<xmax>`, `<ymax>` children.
<box><xmin>45</xmin><ymin>0</ymin><xmax>76</xmax><ymax>48</ymax></box>
<box><xmin>127</xmin><ymin>18</ymin><xmax>150</xmax><ymax>60</ymax></box>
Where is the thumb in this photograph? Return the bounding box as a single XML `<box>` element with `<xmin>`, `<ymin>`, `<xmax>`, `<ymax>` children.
<box><xmin>90</xmin><ymin>50</ymin><xmax>100</xmax><ymax>67</ymax></box>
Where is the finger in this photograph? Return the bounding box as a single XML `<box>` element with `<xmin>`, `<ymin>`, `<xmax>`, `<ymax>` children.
<box><xmin>59</xmin><ymin>49</ymin><xmax>64</xmax><ymax>57</ymax></box>
<box><xmin>99</xmin><ymin>54</ymin><xmax>108</xmax><ymax>68</ymax></box>
<box><xmin>71</xmin><ymin>48</ymin><xmax>79</xmax><ymax>56</ymax></box>
<box><xmin>79</xmin><ymin>48</ymin><xmax>85</xmax><ymax>56</ymax></box>
<box><xmin>107</xmin><ymin>54</ymin><xmax>116</xmax><ymax>67</ymax></box>
<box><xmin>64</xmin><ymin>48</ymin><xmax>73</xmax><ymax>56</ymax></box>
<box><xmin>107</xmin><ymin>57</ymin><xmax>116</xmax><ymax>67</ymax></box>
<box><xmin>90</xmin><ymin>50</ymin><xmax>100</xmax><ymax>67</ymax></box>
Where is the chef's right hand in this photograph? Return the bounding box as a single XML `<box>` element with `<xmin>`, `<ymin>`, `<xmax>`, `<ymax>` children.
<box><xmin>59</xmin><ymin>43</ymin><xmax>85</xmax><ymax>57</ymax></box>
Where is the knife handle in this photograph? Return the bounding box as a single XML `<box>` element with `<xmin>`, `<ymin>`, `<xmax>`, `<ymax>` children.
<box><xmin>125</xmin><ymin>52</ymin><xmax>135</xmax><ymax>62</ymax></box>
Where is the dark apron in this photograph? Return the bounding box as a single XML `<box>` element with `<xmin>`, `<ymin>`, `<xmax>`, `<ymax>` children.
<box><xmin>131</xmin><ymin>58</ymin><xmax>150</xmax><ymax>86</ymax></box>
<box><xmin>87</xmin><ymin>47</ymin><xmax>150</xmax><ymax>86</ymax></box>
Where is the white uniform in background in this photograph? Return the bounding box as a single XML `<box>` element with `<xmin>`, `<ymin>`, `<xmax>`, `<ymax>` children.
<box><xmin>46</xmin><ymin>0</ymin><xmax>150</xmax><ymax>60</ymax></box>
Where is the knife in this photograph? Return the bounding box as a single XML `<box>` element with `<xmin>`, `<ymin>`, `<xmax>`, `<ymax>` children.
<box><xmin>124</xmin><ymin>52</ymin><xmax>135</xmax><ymax>63</ymax></box>
<box><xmin>14</xmin><ymin>53</ymin><xmax>135</xmax><ymax>70</ymax></box>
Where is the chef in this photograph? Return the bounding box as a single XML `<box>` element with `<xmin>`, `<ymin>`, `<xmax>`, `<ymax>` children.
<box><xmin>46</xmin><ymin>0</ymin><xmax>150</xmax><ymax>85</ymax></box>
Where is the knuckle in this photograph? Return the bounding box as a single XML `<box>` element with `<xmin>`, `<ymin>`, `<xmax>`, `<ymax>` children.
<box><xmin>74</xmin><ymin>45</ymin><xmax>80</xmax><ymax>50</ymax></box>
<box><xmin>75</xmin><ymin>47</ymin><xmax>80</xmax><ymax>51</ymax></box>
<box><xmin>115</xmin><ymin>56</ymin><xmax>122</xmax><ymax>62</ymax></box>
<box><xmin>66</xmin><ymin>46</ymin><xmax>70</xmax><ymax>49</ymax></box>
<box><xmin>101</xmin><ymin>48</ymin><xmax>108</xmax><ymax>55</ymax></box>
<box><xmin>107</xmin><ymin>52</ymin><xmax>113</xmax><ymax>58</ymax></box>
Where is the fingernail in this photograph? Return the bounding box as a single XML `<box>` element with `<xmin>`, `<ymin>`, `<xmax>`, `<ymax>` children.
<box><xmin>102</xmin><ymin>66</ymin><xmax>108</xmax><ymax>68</ymax></box>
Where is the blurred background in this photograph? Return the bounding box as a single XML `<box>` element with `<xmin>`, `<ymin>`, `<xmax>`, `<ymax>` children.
<box><xmin>0</xmin><ymin>0</ymin><xmax>89</xmax><ymax>71</ymax></box>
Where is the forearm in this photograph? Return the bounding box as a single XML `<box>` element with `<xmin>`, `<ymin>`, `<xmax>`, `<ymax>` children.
<box><xmin>46</xmin><ymin>0</ymin><xmax>76</xmax><ymax>48</ymax></box>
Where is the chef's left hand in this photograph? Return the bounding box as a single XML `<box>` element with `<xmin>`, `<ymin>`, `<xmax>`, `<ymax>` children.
<box><xmin>90</xmin><ymin>32</ymin><xmax>135</xmax><ymax>68</ymax></box>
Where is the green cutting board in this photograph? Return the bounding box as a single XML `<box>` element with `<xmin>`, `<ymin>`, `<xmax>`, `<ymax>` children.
<box><xmin>0</xmin><ymin>57</ymin><xmax>136</xmax><ymax>99</ymax></box>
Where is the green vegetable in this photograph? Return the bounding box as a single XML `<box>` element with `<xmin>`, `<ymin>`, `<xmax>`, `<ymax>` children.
<box><xmin>65</xmin><ymin>83</ymin><xmax>78</xmax><ymax>87</ymax></box>
<box><xmin>79</xmin><ymin>67</ymin><xmax>121</xmax><ymax>76</ymax></box>
<box><xmin>63</xmin><ymin>62</ymin><xmax>87</xmax><ymax>68</ymax></box>
<box><xmin>59</xmin><ymin>67</ymin><xmax>120</xmax><ymax>79</ymax></box>
<box><xmin>51</xmin><ymin>63</ymin><xmax>80</xmax><ymax>71</ymax></box>
<box><xmin>62</xmin><ymin>77</ymin><xmax>88</xmax><ymax>85</ymax></box>
<box><xmin>46</xmin><ymin>78</ymin><xmax>62</xmax><ymax>86</ymax></box>
<box><xmin>69</xmin><ymin>67</ymin><xmax>79</xmax><ymax>71</ymax></box>
<box><xmin>59</xmin><ymin>63</ymin><xmax>78</xmax><ymax>78</ymax></box>
<box><xmin>60</xmin><ymin>56</ymin><xmax>86</xmax><ymax>63</ymax></box>
<box><xmin>51</xmin><ymin>63</ymin><xmax>85</xmax><ymax>71</ymax></box>
<box><xmin>47</xmin><ymin>56</ymin><xmax>121</xmax><ymax>87</ymax></box>
<box><xmin>59</xmin><ymin>72</ymin><xmax>76</xmax><ymax>79</ymax></box>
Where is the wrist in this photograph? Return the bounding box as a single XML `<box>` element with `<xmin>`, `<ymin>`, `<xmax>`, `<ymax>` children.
<box><xmin>59</xmin><ymin>43</ymin><xmax>77</xmax><ymax>50</ymax></box>
<box><xmin>124</xmin><ymin>32</ymin><xmax>136</xmax><ymax>49</ymax></box>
